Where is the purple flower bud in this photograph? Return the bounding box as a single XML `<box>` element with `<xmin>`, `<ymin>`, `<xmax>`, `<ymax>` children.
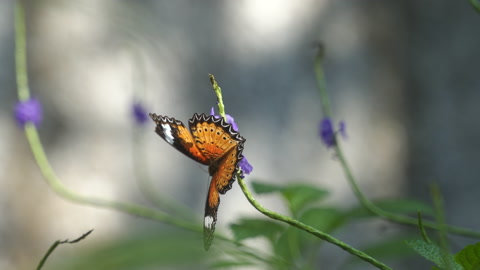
<box><xmin>319</xmin><ymin>118</ymin><xmax>348</xmax><ymax>148</ymax></box>
<box><xmin>238</xmin><ymin>157</ymin><xmax>253</xmax><ymax>178</ymax></box>
<box><xmin>14</xmin><ymin>98</ymin><xmax>43</xmax><ymax>127</ymax></box>
<box><xmin>133</xmin><ymin>102</ymin><xmax>149</xmax><ymax>124</ymax></box>
<box><xmin>210</xmin><ymin>107</ymin><xmax>250</xmax><ymax>175</ymax></box>
<box><xmin>224</xmin><ymin>114</ymin><xmax>239</xmax><ymax>132</ymax></box>
<box><xmin>210</xmin><ymin>107</ymin><xmax>238</xmax><ymax>131</ymax></box>
<box><xmin>320</xmin><ymin>118</ymin><xmax>335</xmax><ymax>147</ymax></box>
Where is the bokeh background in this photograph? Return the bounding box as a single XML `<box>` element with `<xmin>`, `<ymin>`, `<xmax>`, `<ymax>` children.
<box><xmin>1</xmin><ymin>0</ymin><xmax>480</xmax><ymax>269</ymax></box>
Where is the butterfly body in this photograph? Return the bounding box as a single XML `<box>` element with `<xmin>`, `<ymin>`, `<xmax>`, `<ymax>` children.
<box><xmin>149</xmin><ymin>113</ymin><xmax>245</xmax><ymax>250</ymax></box>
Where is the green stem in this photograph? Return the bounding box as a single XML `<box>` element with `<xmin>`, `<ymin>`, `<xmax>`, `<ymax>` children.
<box><xmin>209</xmin><ymin>74</ymin><xmax>226</xmax><ymax>119</ymax></box>
<box><xmin>14</xmin><ymin>1</ymin><xmax>202</xmax><ymax>265</ymax></box>
<box><xmin>13</xmin><ymin>5</ymin><xmax>295</xmax><ymax>266</ymax></box>
<box><xmin>314</xmin><ymin>45</ymin><xmax>480</xmax><ymax>239</ymax></box>
<box><xmin>25</xmin><ymin>124</ymin><xmax>200</xmax><ymax>232</ymax></box>
<box><xmin>14</xmin><ymin>8</ymin><xmax>282</xmax><ymax>264</ymax></box>
<box><xmin>336</xmin><ymin>143</ymin><xmax>480</xmax><ymax>237</ymax></box>
<box><xmin>24</xmin><ymin>109</ymin><xmax>275</xmax><ymax>270</ymax></box>
<box><xmin>237</xmin><ymin>176</ymin><xmax>391</xmax><ymax>270</ymax></box>
<box><xmin>209</xmin><ymin>73</ymin><xmax>390</xmax><ymax>269</ymax></box>
<box><xmin>314</xmin><ymin>44</ymin><xmax>332</xmax><ymax>117</ymax></box>
<box><xmin>15</xmin><ymin>0</ymin><xmax>29</xmax><ymax>101</ymax></box>
<box><xmin>417</xmin><ymin>212</ymin><xmax>431</xmax><ymax>244</ymax></box>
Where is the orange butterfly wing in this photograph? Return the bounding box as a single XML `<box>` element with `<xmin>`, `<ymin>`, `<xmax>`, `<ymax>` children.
<box><xmin>149</xmin><ymin>113</ymin><xmax>210</xmax><ymax>165</ymax></box>
<box><xmin>150</xmin><ymin>113</ymin><xmax>245</xmax><ymax>250</ymax></box>
<box><xmin>203</xmin><ymin>146</ymin><xmax>242</xmax><ymax>249</ymax></box>
<box><xmin>189</xmin><ymin>114</ymin><xmax>245</xmax><ymax>250</ymax></box>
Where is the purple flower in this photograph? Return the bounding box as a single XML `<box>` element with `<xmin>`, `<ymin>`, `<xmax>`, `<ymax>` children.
<box><xmin>210</xmin><ymin>107</ymin><xmax>252</xmax><ymax>176</ymax></box>
<box><xmin>320</xmin><ymin>118</ymin><xmax>335</xmax><ymax>147</ymax></box>
<box><xmin>14</xmin><ymin>98</ymin><xmax>43</xmax><ymax>127</ymax></box>
<box><xmin>133</xmin><ymin>102</ymin><xmax>149</xmax><ymax>124</ymax></box>
<box><xmin>319</xmin><ymin>118</ymin><xmax>347</xmax><ymax>148</ymax></box>
<box><xmin>238</xmin><ymin>157</ymin><xmax>253</xmax><ymax>178</ymax></box>
<box><xmin>210</xmin><ymin>107</ymin><xmax>238</xmax><ymax>131</ymax></box>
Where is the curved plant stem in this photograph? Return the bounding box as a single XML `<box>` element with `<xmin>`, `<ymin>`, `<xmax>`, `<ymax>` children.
<box><xmin>15</xmin><ymin>4</ymin><xmax>282</xmax><ymax>268</ymax></box>
<box><xmin>237</xmin><ymin>176</ymin><xmax>391</xmax><ymax>270</ymax></box>
<box><xmin>209</xmin><ymin>74</ymin><xmax>391</xmax><ymax>270</ymax></box>
<box><xmin>25</xmin><ymin>122</ymin><xmax>277</xmax><ymax>269</ymax></box>
<box><xmin>26</xmin><ymin>123</ymin><xmax>200</xmax><ymax>232</ymax></box>
<box><xmin>314</xmin><ymin>45</ymin><xmax>480</xmax><ymax>239</ymax></box>
<box><xmin>15</xmin><ymin>0</ymin><xmax>198</xmax><ymax>235</ymax></box>
<box><xmin>15</xmin><ymin>0</ymin><xmax>29</xmax><ymax>101</ymax></box>
<box><xmin>417</xmin><ymin>212</ymin><xmax>431</xmax><ymax>244</ymax></box>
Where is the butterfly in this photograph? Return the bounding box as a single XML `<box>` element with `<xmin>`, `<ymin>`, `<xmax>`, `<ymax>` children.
<box><xmin>149</xmin><ymin>112</ymin><xmax>246</xmax><ymax>250</ymax></box>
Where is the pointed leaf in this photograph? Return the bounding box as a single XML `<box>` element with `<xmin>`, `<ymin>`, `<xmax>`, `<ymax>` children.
<box><xmin>280</xmin><ymin>184</ymin><xmax>329</xmax><ymax>214</ymax></box>
<box><xmin>251</xmin><ymin>181</ymin><xmax>329</xmax><ymax>215</ymax></box>
<box><xmin>274</xmin><ymin>227</ymin><xmax>301</xmax><ymax>265</ymax></box>
<box><xmin>251</xmin><ymin>181</ymin><xmax>285</xmax><ymax>194</ymax></box>
<box><xmin>455</xmin><ymin>242</ymin><xmax>480</xmax><ymax>270</ymax></box>
<box><xmin>405</xmin><ymin>240</ymin><xmax>462</xmax><ymax>269</ymax></box>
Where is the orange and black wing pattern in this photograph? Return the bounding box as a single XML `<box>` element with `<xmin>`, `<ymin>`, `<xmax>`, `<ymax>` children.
<box><xmin>189</xmin><ymin>113</ymin><xmax>245</xmax><ymax>250</ymax></box>
<box><xmin>150</xmin><ymin>112</ymin><xmax>245</xmax><ymax>250</ymax></box>
<box><xmin>149</xmin><ymin>113</ymin><xmax>210</xmax><ymax>165</ymax></box>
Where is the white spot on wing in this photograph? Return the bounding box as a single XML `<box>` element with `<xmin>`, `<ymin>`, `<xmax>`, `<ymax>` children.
<box><xmin>161</xmin><ymin>124</ymin><xmax>175</xmax><ymax>144</ymax></box>
<box><xmin>204</xmin><ymin>215</ymin><xmax>215</xmax><ymax>229</ymax></box>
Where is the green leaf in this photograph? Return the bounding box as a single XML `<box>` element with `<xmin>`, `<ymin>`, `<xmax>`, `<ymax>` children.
<box><xmin>230</xmin><ymin>218</ymin><xmax>285</xmax><ymax>243</ymax></box>
<box><xmin>281</xmin><ymin>184</ymin><xmax>329</xmax><ymax>214</ymax></box>
<box><xmin>251</xmin><ymin>181</ymin><xmax>329</xmax><ymax>215</ymax></box>
<box><xmin>455</xmin><ymin>242</ymin><xmax>480</xmax><ymax>270</ymax></box>
<box><xmin>296</xmin><ymin>207</ymin><xmax>345</xmax><ymax>252</ymax></box>
<box><xmin>274</xmin><ymin>227</ymin><xmax>301</xmax><ymax>267</ymax></box>
<box><xmin>405</xmin><ymin>240</ymin><xmax>462</xmax><ymax>270</ymax></box>
<box><xmin>251</xmin><ymin>181</ymin><xmax>285</xmax><ymax>194</ymax></box>
<box><xmin>347</xmin><ymin>198</ymin><xmax>433</xmax><ymax>219</ymax></box>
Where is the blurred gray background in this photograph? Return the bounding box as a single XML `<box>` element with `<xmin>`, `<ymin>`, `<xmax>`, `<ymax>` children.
<box><xmin>1</xmin><ymin>0</ymin><xmax>480</xmax><ymax>269</ymax></box>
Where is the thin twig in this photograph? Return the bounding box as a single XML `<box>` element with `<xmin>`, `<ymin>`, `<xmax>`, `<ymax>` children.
<box><xmin>36</xmin><ymin>230</ymin><xmax>93</xmax><ymax>270</ymax></box>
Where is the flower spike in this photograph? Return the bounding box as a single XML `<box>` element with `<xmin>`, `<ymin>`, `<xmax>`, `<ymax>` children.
<box><xmin>14</xmin><ymin>98</ymin><xmax>43</xmax><ymax>127</ymax></box>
